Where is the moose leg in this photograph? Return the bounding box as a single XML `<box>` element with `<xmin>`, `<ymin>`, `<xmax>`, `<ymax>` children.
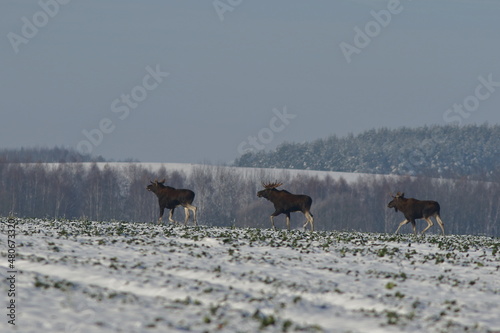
<box><xmin>185</xmin><ymin>204</ymin><xmax>198</xmax><ymax>226</ymax></box>
<box><xmin>422</xmin><ymin>217</ymin><xmax>434</xmax><ymax>234</ymax></box>
<box><xmin>158</xmin><ymin>207</ymin><xmax>165</xmax><ymax>224</ymax></box>
<box><xmin>285</xmin><ymin>213</ymin><xmax>291</xmax><ymax>231</ymax></box>
<box><xmin>270</xmin><ymin>215</ymin><xmax>276</xmax><ymax>230</ymax></box>
<box><xmin>394</xmin><ymin>219</ymin><xmax>409</xmax><ymax>234</ymax></box>
<box><xmin>183</xmin><ymin>207</ymin><xmax>190</xmax><ymax>225</ymax></box>
<box><xmin>168</xmin><ymin>208</ymin><xmax>176</xmax><ymax>224</ymax></box>
<box><xmin>436</xmin><ymin>215</ymin><xmax>445</xmax><ymax>235</ymax></box>
<box><xmin>270</xmin><ymin>211</ymin><xmax>281</xmax><ymax>230</ymax></box>
<box><xmin>303</xmin><ymin>211</ymin><xmax>314</xmax><ymax>232</ymax></box>
<box><xmin>192</xmin><ymin>206</ymin><xmax>198</xmax><ymax>226</ymax></box>
<box><xmin>411</xmin><ymin>220</ymin><xmax>417</xmax><ymax>235</ymax></box>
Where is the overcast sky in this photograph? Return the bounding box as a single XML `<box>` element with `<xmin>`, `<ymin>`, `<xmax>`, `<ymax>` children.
<box><xmin>2</xmin><ymin>0</ymin><xmax>500</xmax><ymax>163</ymax></box>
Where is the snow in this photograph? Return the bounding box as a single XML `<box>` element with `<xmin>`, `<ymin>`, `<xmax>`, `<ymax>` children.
<box><xmin>1</xmin><ymin>219</ymin><xmax>499</xmax><ymax>332</ymax></box>
<box><xmin>33</xmin><ymin>162</ymin><xmax>389</xmax><ymax>183</ymax></box>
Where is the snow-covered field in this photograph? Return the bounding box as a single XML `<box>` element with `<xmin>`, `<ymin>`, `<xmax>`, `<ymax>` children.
<box><xmin>1</xmin><ymin>219</ymin><xmax>499</xmax><ymax>333</ymax></box>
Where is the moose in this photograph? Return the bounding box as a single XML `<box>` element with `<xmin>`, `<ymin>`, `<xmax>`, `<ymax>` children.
<box><xmin>257</xmin><ymin>182</ymin><xmax>314</xmax><ymax>231</ymax></box>
<box><xmin>387</xmin><ymin>192</ymin><xmax>445</xmax><ymax>235</ymax></box>
<box><xmin>146</xmin><ymin>179</ymin><xmax>198</xmax><ymax>226</ymax></box>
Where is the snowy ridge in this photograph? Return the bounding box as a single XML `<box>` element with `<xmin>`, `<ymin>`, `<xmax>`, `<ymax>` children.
<box><xmin>36</xmin><ymin>162</ymin><xmax>391</xmax><ymax>183</ymax></box>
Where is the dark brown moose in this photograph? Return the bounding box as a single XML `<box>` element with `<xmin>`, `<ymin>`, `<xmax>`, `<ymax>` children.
<box><xmin>387</xmin><ymin>192</ymin><xmax>445</xmax><ymax>235</ymax></box>
<box><xmin>146</xmin><ymin>179</ymin><xmax>197</xmax><ymax>225</ymax></box>
<box><xmin>257</xmin><ymin>182</ymin><xmax>314</xmax><ymax>231</ymax></box>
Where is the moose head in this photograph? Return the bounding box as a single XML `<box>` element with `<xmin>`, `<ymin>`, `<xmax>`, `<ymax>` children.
<box><xmin>146</xmin><ymin>179</ymin><xmax>166</xmax><ymax>193</ymax></box>
<box><xmin>257</xmin><ymin>181</ymin><xmax>283</xmax><ymax>199</ymax></box>
<box><xmin>387</xmin><ymin>192</ymin><xmax>405</xmax><ymax>212</ymax></box>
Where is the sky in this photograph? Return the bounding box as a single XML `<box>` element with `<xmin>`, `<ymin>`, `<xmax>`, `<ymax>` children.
<box><xmin>1</xmin><ymin>0</ymin><xmax>500</xmax><ymax>163</ymax></box>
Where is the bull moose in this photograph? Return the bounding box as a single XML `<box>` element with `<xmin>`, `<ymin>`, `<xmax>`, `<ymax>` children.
<box><xmin>257</xmin><ymin>182</ymin><xmax>314</xmax><ymax>231</ymax></box>
<box><xmin>146</xmin><ymin>179</ymin><xmax>197</xmax><ymax>225</ymax></box>
<box><xmin>387</xmin><ymin>192</ymin><xmax>445</xmax><ymax>235</ymax></box>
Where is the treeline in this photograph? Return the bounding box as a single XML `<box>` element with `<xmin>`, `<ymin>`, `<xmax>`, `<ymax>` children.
<box><xmin>1</xmin><ymin>162</ymin><xmax>498</xmax><ymax>236</ymax></box>
<box><xmin>234</xmin><ymin>124</ymin><xmax>500</xmax><ymax>180</ymax></box>
<box><xmin>0</xmin><ymin>147</ymin><xmax>106</xmax><ymax>163</ymax></box>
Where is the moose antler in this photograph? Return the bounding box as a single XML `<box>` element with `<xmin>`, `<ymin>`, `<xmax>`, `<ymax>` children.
<box><xmin>262</xmin><ymin>181</ymin><xmax>283</xmax><ymax>189</ymax></box>
<box><xmin>150</xmin><ymin>178</ymin><xmax>166</xmax><ymax>185</ymax></box>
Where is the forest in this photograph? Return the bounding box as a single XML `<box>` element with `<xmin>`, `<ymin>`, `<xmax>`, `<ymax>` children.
<box><xmin>1</xmin><ymin>160</ymin><xmax>498</xmax><ymax>236</ymax></box>
<box><xmin>234</xmin><ymin>124</ymin><xmax>500</xmax><ymax>180</ymax></box>
<box><xmin>0</xmin><ymin>146</ymin><xmax>106</xmax><ymax>163</ymax></box>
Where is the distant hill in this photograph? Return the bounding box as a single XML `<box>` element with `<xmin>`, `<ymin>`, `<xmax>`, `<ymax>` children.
<box><xmin>233</xmin><ymin>124</ymin><xmax>500</xmax><ymax>179</ymax></box>
<box><xmin>0</xmin><ymin>146</ymin><xmax>106</xmax><ymax>163</ymax></box>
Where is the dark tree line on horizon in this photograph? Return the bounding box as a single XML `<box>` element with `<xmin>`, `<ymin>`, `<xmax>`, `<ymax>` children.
<box><xmin>234</xmin><ymin>124</ymin><xmax>500</xmax><ymax>180</ymax></box>
<box><xmin>0</xmin><ymin>146</ymin><xmax>105</xmax><ymax>163</ymax></box>
<box><xmin>1</xmin><ymin>162</ymin><xmax>498</xmax><ymax>237</ymax></box>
